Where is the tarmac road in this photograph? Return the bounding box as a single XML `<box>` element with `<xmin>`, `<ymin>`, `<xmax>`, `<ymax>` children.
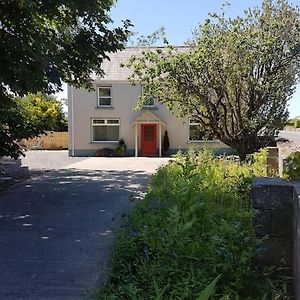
<box><xmin>1</xmin><ymin>152</ymin><xmax>170</xmax><ymax>299</ymax></box>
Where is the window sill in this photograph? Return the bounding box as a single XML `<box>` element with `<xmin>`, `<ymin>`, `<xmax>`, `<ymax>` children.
<box><xmin>141</xmin><ymin>106</ymin><xmax>158</xmax><ymax>110</ymax></box>
<box><xmin>95</xmin><ymin>106</ymin><xmax>114</xmax><ymax>109</ymax></box>
<box><xmin>188</xmin><ymin>140</ymin><xmax>219</xmax><ymax>144</ymax></box>
<box><xmin>91</xmin><ymin>141</ymin><xmax>119</xmax><ymax>144</ymax></box>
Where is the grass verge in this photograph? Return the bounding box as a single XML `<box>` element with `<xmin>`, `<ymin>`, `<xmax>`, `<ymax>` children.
<box><xmin>96</xmin><ymin>149</ymin><xmax>290</xmax><ymax>299</ymax></box>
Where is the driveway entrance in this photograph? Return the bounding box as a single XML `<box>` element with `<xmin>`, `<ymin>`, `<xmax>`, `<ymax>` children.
<box><xmin>0</xmin><ymin>151</ymin><xmax>170</xmax><ymax>299</ymax></box>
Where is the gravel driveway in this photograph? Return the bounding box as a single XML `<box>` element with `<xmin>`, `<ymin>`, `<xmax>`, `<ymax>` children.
<box><xmin>1</xmin><ymin>151</ymin><xmax>170</xmax><ymax>299</ymax></box>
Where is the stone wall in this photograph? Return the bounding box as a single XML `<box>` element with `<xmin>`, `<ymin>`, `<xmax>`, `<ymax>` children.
<box><xmin>294</xmin><ymin>183</ymin><xmax>300</xmax><ymax>300</ymax></box>
<box><xmin>252</xmin><ymin>177</ymin><xmax>300</xmax><ymax>300</ymax></box>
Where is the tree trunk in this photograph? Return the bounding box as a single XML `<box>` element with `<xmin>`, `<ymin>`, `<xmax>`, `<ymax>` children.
<box><xmin>221</xmin><ymin>135</ymin><xmax>261</xmax><ymax>161</ymax></box>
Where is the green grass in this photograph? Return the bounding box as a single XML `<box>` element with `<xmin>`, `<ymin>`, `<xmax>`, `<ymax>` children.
<box><xmin>96</xmin><ymin>149</ymin><xmax>290</xmax><ymax>299</ymax></box>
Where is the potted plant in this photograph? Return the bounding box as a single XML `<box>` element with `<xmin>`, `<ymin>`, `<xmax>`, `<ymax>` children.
<box><xmin>162</xmin><ymin>130</ymin><xmax>170</xmax><ymax>156</ymax></box>
<box><xmin>115</xmin><ymin>139</ymin><xmax>127</xmax><ymax>156</ymax></box>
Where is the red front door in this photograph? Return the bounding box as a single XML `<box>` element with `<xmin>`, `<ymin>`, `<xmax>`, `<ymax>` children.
<box><xmin>141</xmin><ymin>124</ymin><xmax>157</xmax><ymax>156</ymax></box>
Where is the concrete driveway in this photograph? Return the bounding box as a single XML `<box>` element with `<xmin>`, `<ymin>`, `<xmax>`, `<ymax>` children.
<box><xmin>21</xmin><ymin>150</ymin><xmax>170</xmax><ymax>173</ymax></box>
<box><xmin>0</xmin><ymin>151</ymin><xmax>170</xmax><ymax>299</ymax></box>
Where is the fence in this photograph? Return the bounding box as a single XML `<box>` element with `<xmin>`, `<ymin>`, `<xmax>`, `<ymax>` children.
<box><xmin>22</xmin><ymin>131</ymin><xmax>68</xmax><ymax>150</ymax></box>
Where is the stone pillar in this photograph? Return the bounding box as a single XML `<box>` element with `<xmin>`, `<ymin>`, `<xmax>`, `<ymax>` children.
<box><xmin>252</xmin><ymin>178</ymin><xmax>293</xmax><ymax>266</ymax></box>
<box><xmin>266</xmin><ymin>147</ymin><xmax>279</xmax><ymax>176</ymax></box>
<box><xmin>294</xmin><ymin>183</ymin><xmax>300</xmax><ymax>300</ymax></box>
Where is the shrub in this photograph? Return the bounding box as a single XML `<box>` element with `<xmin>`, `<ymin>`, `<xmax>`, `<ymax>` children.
<box><xmin>162</xmin><ymin>130</ymin><xmax>170</xmax><ymax>155</ymax></box>
<box><xmin>98</xmin><ymin>149</ymin><xmax>289</xmax><ymax>299</ymax></box>
<box><xmin>287</xmin><ymin>120</ymin><xmax>295</xmax><ymax>127</ymax></box>
<box><xmin>95</xmin><ymin>148</ymin><xmax>115</xmax><ymax>157</ymax></box>
<box><xmin>294</xmin><ymin>118</ymin><xmax>300</xmax><ymax>128</ymax></box>
<box><xmin>115</xmin><ymin>139</ymin><xmax>127</xmax><ymax>156</ymax></box>
<box><xmin>283</xmin><ymin>151</ymin><xmax>300</xmax><ymax>180</ymax></box>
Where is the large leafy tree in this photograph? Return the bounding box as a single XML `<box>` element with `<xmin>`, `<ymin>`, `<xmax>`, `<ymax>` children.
<box><xmin>0</xmin><ymin>0</ymin><xmax>131</xmax><ymax>158</ymax></box>
<box><xmin>126</xmin><ymin>0</ymin><xmax>300</xmax><ymax>159</ymax></box>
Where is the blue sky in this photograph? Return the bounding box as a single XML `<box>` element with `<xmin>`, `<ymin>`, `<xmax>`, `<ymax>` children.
<box><xmin>58</xmin><ymin>0</ymin><xmax>299</xmax><ymax>118</ymax></box>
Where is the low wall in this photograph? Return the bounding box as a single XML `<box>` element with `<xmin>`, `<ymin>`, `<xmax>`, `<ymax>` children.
<box><xmin>294</xmin><ymin>183</ymin><xmax>300</xmax><ymax>300</ymax></box>
<box><xmin>252</xmin><ymin>178</ymin><xmax>300</xmax><ymax>300</ymax></box>
<box><xmin>22</xmin><ymin>131</ymin><xmax>68</xmax><ymax>150</ymax></box>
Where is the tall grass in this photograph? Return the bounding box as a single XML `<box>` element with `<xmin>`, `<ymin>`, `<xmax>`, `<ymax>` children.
<box><xmin>97</xmin><ymin>149</ymin><xmax>289</xmax><ymax>299</ymax></box>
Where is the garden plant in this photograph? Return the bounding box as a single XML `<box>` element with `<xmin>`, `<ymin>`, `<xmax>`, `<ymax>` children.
<box><xmin>97</xmin><ymin>149</ymin><xmax>290</xmax><ymax>299</ymax></box>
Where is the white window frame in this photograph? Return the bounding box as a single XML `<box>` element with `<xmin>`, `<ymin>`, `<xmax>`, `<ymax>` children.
<box><xmin>188</xmin><ymin>120</ymin><xmax>217</xmax><ymax>143</ymax></box>
<box><xmin>189</xmin><ymin>121</ymin><xmax>203</xmax><ymax>142</ymax></box>
<box><xmin>141</xmin><ymin>85</ymin><xmax>156</xmax><ymax>108</ymax></box>
<box><xmin>97</xmin><ymin>86</ymin><xmax>112</xmax><ymax>107</ymax></box>
<box><xmin>91</xmin><ymin>118</ymin><xmax>120</xmax><ymax>143</ymax></box>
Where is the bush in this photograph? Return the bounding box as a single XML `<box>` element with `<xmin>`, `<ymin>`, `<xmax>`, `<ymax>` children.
<box><xmin>97</xmin><ymin>149</ymin><xmax>289</xmax><ymax>299</ymax></box>
<box><xmin>294</xmin><ymin>118</ymin><xmax>300</xmax><ymax>128</ymax></box>
<box><xmin>95</xmin><ymin>148</ymin><xmax>115</xmax><ymax>157</ymax></box>
<box><xmin>162</xmin><ymin>130</ymin><xmax>170</xmax><ymax>155</ymax></box>
<box><xmin>283</xmin><ymin>151</ymin><xmax>300</xmax><ymax>180</ymax></box>
<box><xmin>115</xmin><ymin>139</ymin><xmax>127</xmax><ymax>156</ymax></box>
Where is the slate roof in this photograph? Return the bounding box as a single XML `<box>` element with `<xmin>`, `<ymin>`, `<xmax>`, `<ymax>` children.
<box><xmin>97</xmin><ymin>46</ymin><xmax>188</xmax><ymax>81</ymax></box>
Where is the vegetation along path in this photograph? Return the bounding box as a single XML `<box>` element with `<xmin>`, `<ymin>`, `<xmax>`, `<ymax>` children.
<box><xmin>0</xmin><ymin>151</ymin><xmax>169</xmax><ymax>299</ymax></box>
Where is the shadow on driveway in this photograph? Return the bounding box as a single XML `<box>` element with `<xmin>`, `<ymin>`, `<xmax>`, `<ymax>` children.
<box><xmin>0</xmin><ymin>168</ymin><xmax>150</xmax><ymax>299</ymax></box>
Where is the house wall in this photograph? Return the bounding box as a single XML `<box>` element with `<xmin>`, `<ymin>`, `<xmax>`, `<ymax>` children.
<box><xmin>68</xmin><ymin>81</ymin><xmax>231</xmax><ymax>156</ymax></box>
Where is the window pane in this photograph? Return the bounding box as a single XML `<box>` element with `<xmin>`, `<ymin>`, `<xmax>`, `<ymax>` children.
<box><xmin>99</xmin><ymin>87</ymin><xmax>111</xmax><ymax>97</ymax></box>
<box><xmin>107</xmin><ymin>126</ymin><xmax>119</xmax><ymax>141</ymax></box>
<box><xmin>107</xmin><ymin>119</ymin><xmax>119</xmax><ymax>124</ymax></box>
<box><xmin>189</xmin><ymin>124</ymin><xmax>204</xmax><ymax>141</ymax></box>
<box><xmin>93</xmin><ymin>125</ymin><xmax>119</xmax><ymax>141</ymax></box>
<box><xmin>93</xmin><ymin>119</ymin><xmax>105</xmax><ymax>124</ymax></box>
<box><xmin>144</xmin><ymin>96</ymin><xmax>155</xmax><ymax>106</ymax></box>
<box><xmin>99</xmin><ymin>97</ymin><xmax>111</xmax><ymax>106</ymax></box>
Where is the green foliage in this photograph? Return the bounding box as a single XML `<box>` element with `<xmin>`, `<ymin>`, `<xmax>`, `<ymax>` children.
<box><xmin>128</xmin><ymin>27</ymin><xmax>166</xmax><ymax>46</ymax></box>
<box><xmin>97</xmin><ymin>150</ymin><xmax>289</xmax><ymax>299</ymax></box>
<box><xmin>115</xmin><ymin>139</ymin><xmax>127</xmax><ymax>156</ymax></box>
<box><xmin>0</xmin><ymin>0</ymin><xmax>131</xmax><ymax>95</ymax></box>
<box><xmin>0</xmin><ymin>93</ymin><xmax>67</xmax><ymax>158</ymax></box>
<box><xmin>196</xmin><ymin>275</ymin><xmax>221</xmax><ymax>300</ymax></box>
<box><xmin>286</xmin><ymin>117</ymin><xmax>300</xmax><ymax>127</ymax></box>
<box><xmin>286</xmin><ymin>119</ymin><xmax>295</xmax><ymax>127</ymax></box>
<box><xmin>126</xmin><ymin>0</ymin><xmax>300</xmax><ymax>160</ymax></box>
<box><xmin>294</xmin><ymin>119</ymin><xmax>300</xmax><ymax>128</ymax></box>
<box><xmin>0</xmin><ymin>0</ymin><xmax>132</xmax><ymax>158</ymax></box>
<box><xmin>17</xmin><ymin>93</ymin><xmax>68</xmax><ymax>132</ymax></box>
<box><xmin>283</xmin><ymin>151</ymin><xmax>300</xmax><ymax>179</ymax></box>
<box><xmin>0</xmin><ymin>97</ymin><xmax>40</xmax><ymax>159</ymax></box>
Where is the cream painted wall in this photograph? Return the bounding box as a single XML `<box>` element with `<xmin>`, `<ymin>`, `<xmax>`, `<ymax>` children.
<box><xmin>68</xmin><ymin>80</ymin><xmax>230</xmax><ymax>155</ymax></box>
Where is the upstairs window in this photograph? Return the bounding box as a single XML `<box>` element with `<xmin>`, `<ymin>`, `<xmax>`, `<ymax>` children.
<box><xmin>92</xmin><ymin>119</ymin><xmax>119</xmax><ymax>142</ymax></box>
<box><xmin>98</xmin><ymin>86</ymin><xmax>112</xmax><ymax>106</ymax></box>
<box><xmin>143</xmin><ymin>95</ymin><xmax>155</xmax><ymax>107</ymax></box>
<box><xmin>141</xmin><ymin>86</ymin><xmax>156</xmax><ymax>107</ymax></box>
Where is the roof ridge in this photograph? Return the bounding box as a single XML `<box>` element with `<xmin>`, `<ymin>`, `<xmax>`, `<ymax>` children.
<box><xmin>124</xmin><ymin>45</ymin><xmax>189</xmax><ymax>49</ymax></box>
